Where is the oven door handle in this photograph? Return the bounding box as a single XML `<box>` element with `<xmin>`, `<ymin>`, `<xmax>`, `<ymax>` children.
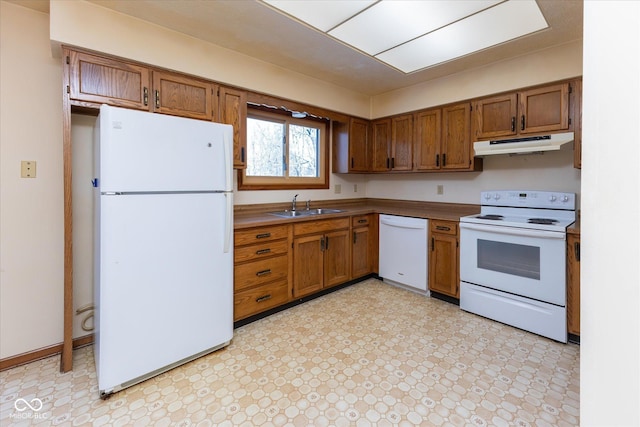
<box><xmin>459</xmin><ymin>222</ymin><xmax>565</xmax><ymax>239</ymax></box>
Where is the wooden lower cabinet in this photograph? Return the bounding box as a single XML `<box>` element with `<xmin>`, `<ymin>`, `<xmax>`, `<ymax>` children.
<box><xmin>567</xmin><ymin>233</ymin><xmax>580</xmax><ymax>336</ymax></box>
<box><xmin>351</xmin><ymin>214</ymin><xmax>376</xmax><ymax>279</ymax></box>
<box><xmin>428</xmin><ymin>220</ymin><xmax>459</xmax><ymax>298</ymax></box>
<box><xmin>234</xmin><ymin>225</ymin><xmax>291</xmax><ymax>321</ymax></box>
<box><xmin>292</xmin><ymin>217</ymin><xmax>351</xmax><ymax>298</ymax></box>
<box><xmin>233</xmin><ymin>280</ymin><xmax>289</xmax><ymax>321</ymax></box>
<box><xmin>324</xmin><ymin>230</ymin><xmax>351</xmax><ymax>287</ymax></box>
<box><xmin>233</xmin><ymin>215</ymin><xmax>377</xmax><ymax>320</ymax></box>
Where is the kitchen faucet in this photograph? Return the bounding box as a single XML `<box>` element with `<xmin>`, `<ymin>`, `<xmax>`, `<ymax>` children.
<box><xmin>291</xmin><ymin>194</ymin><xmax>299</xmax><ymax>211</ymax></box>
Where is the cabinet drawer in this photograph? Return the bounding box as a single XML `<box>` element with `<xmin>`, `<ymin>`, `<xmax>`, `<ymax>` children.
<box><xmin>234</xmin><ymin>280</ymin><xmax>289</xmax><ymax>321</ymax></box>
<box><xmin>234</xmin><ymin>239</ymin><xmax>289</xmax><ymax>264</ymax></box>
<box><xmin>293</xmin><ymin>218</ymin><xmax>350</xmax><ymax>236</ymax></box>
<box><xmin>234</xmin><ymin>255</ymin><xmax>288</xmax><ymax>291</ymax></box>
<box><xmin>430</xmin><ymin>220</ymin><xmax>458</xmax><ymax>235</ymax></box>
<box><xmin>352</xmin><ymin>215</ymin><xmax>371</xmax><ymax>227</ymax></box>
<box><xmin>235</xmin><ymin>225</ymin><xmax>289</xmax><ymax>247</ymax></box>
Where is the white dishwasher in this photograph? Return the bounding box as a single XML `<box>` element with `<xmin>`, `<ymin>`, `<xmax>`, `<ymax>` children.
<box><xmin>379</xmin><ymin>214</ymin><xmax>428</xmax><ymax>292</ymax></box>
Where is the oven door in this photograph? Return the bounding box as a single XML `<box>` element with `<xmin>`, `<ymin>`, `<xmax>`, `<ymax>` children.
<box><xmin>460</xmin><ymin>222</ymin><xmax>566</xmax><ymax>306</ymax></box>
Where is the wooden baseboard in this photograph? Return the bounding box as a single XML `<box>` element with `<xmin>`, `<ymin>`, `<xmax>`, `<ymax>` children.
<box><xmin>0</xmin><ymin>334</ymin><xmax>94</xmax><ymax>372</ymax></box>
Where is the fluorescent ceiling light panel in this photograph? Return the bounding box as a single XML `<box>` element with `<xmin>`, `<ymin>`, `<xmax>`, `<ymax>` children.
<box><xmin>263</xmin><ymin>0</ymin><xmax>375</xmax><ymax>32</ymax></box>
<box><xmin>329</xmin><ymin>0</ymin><xmax>501</xmax><ymax>55</ymax></box>
<box><xmin>376</xmin><ymin>0</ymin><xmax>548</xmax><ymax>73</ymax></box>
<box><xmin>262</xmin><ymin>0</ymin><xmax>548</xmax><ymax>74</ymax></box>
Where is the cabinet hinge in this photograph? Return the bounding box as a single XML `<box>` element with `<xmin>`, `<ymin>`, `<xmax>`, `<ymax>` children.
<box><xmin>66</xmin><ymin>85</ymin><xmax>70</xmax><ymax>94</ymax></box>
<box><xmin>568</xmin><ymin>118</ymin><xmax>572</xmax><ymax>125</ymax></box>
<box><xmin>569</xmin><ymin>84</ymin><xmax>573</xmax><ymax>94</ymax></box>
<box><xmin>469</xmin><ymin>103</ymin><xmax>473</xmax><ymax>111</ymax></box>
<box><xmin>66</xmin><ymin>56</ymin><xmax>70</xmax><ymax>64</ymax></box>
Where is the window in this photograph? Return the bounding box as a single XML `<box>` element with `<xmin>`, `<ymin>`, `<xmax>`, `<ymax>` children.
<box><xmin>239</xmin><ymin>110</ymin><xmax>329</xmax><ymax>190</ymax></box>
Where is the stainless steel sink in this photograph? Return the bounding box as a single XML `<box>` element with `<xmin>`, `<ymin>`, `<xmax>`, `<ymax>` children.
<box><xmin>268</xmin><ymin>208</ymin><xmax>344</xmax><ymax>218</ymax></box>
<box><xmin>306</xmin><ymin>208</ymin><xmax>344</xmax><ymax>215</ymax></box>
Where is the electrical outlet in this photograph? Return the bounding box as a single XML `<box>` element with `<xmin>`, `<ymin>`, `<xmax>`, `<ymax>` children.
<box><xmin>437</xmin><ymin>184</ymin><xmax>444</xmax><ymax>195</ymax></box>
<box><xmin>334</xmin><ymin>184</ymin><xmax>342</xmax><ymax>194</ymax></box>
<box><xmin>353</xmin><ymin>184</ymin><xmax>358</xmax><ymax>193</ymax></box>
<box><xmin>21</xmin><ymin>160</ymin><xmax>36</xmax><ymax>178</ymax></box>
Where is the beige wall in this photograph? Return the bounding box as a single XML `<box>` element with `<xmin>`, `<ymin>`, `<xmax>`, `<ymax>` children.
<box><xmin>371</xmin><ymin>40</ymin><xmax>583</xmax><ymax>118</ymax></box>
<box><xmin>0</xmin><ymin>1</ymin><xmax>63</xmax><ymax>359</ymax></box>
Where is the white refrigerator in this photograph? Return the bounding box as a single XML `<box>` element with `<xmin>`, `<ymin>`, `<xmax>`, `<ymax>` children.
<box><xmin>94</xmin><ymin>105</ymin><xmax>234</xmax><ymax>398</ymax></box>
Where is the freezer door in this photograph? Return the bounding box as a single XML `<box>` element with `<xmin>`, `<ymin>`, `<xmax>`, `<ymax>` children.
<box><xmin>98</xmin><ymin>105</ymin><xmax>233</xmax><ymax>192</ymax></box>
<box><xmin>96</xmin><ymin>193</ymin><xmax>233</xmax><ymax>393</ymax></box>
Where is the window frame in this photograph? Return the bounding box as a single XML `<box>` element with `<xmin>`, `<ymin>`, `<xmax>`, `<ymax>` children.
<box><xmin>238</xmin><ymin>109</ymin><xmax>329</xmax><ymax>190</ymax></box>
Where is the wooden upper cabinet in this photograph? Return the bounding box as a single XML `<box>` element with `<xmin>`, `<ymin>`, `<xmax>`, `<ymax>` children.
<box><xmin>414</xmin><ymin>109</ymin><xmax>442</xmax><ymax>171</ymax></box>
<box><xmin>519</xmin><ymin>83</ymin><xmax>569</xmax><ymax>134</ymax></box>
<box><xmin>473</xmin><ymin>82</ymin><xmax>570</xmax><ymax>140</ymax></box>
<box><xmin>371</xmin><ymin>118</ymin><xmax>391</xmax><ymax>172</ymax></box>
<box><xmin>152</xmin><ymin>71</ymin><xmax>215</xmax><ymax>120</ymax></box>
<box><xmin>68</xmin><ymin>50</ymin><xmax>151</xmax><ymax>110</ymax></box>
<box><xmin>219</xmin><ymin>86</ymin><xmax>248</xmax><ymax>169</ymax></box>
<box><xmin>332</xmin><ymin>117</ymin><xmax>369</xmax><ymax>173</ymax></box>
<box><xmin>472</xmin><ymin>94</ymin><xmax>518</xmax><ymax>139</ymax></box>
<box><xmin>441</xmin><ymin>103</ymin><xmax>472</xmax><ymax>170</ymax></box>
<box><xmin>391</xmin><ymin>114</ymin><xmax>413</xmax><ymax>171</ymax></box>
<box><xmin>349</xmin><ymin>118</ymin><xmax>370</xmax><ymax>172</ymax></box>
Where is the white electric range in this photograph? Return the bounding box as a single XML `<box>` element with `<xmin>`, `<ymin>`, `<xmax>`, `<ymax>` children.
<box><xmin>459</xmin><ymin>190</ymin><xmax>576</xmax><ymax>342</ymax></box>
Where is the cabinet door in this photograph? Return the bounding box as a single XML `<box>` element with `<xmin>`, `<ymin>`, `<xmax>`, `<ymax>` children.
<box><xmin>349</xmin><ymin>118</ymin><xmax>370</xmax><ymax>172</ymax></box>
<box><xmin>441</xmin><ymin>103</ymin><xmax>471</xmax><ymax>170</ymax></box>
<box><xmin>152</xmin><ymin>71</ymin><xmax>214</xmax><ymax>120</ymax></box>
<box><xmin>293</xmin><ymin>235</ymin><xmax>324</xmax><ymax>297</ymax></box>
<box><xmin>429</xmin><ymin>232</ymin><xmax>459</xmax><ymax>297</ymax></box>
<box><xmin>371</xmin><ymin>119</ymin><xmax>391</xmax><ymax>172</ymax></box>
<box><xmin>219</xmin><ymin>86</ymin><xmax>248</xmax><ymax>169</ymax></box>
<box><xmin>68</xmin><ymin>50</ymin><xmax>151</xmax><ymax>110</ymax></box>
<box><xmin>391</xmin><ymin>114</ymin><xmax>413</xmax><ymax>170</ymax></box>
<box><xmin>414</xmin><ymin>109</ymin><xmax>442</xmax><ymax>171</ymax></box>
<box><xmin>519</xmin><ymin>83</ymin><xmax>569</xmax><ymax>134</ymax></box>
<box><xmin>352</xmin><ymin>227</ymin><xmax>371</xmax><ymax>278</ymax></box>
<box><xmin>567</xmin><ymin>234</ymin><xmax>580</xmax><ymax>336</ymax></box>
<box><xmin>472</xmin><ymin>94</ymin><xmax>518</xmax><ymax>139</ymax></box>
<box><xmin>324</xmin><ymin>229</ymin><xmax>351</xmax><ymax>287</ymax></box>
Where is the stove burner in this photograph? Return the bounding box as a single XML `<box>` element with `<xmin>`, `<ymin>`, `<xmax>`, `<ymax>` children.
<box><xmin>476</xmin><ymin>214</ymin><xmax>504</xmax><ymax>220</ymax></box>
<box><xmin>528</xmin><ymin>218</ymin><xmax>558</xmax><ymax>225</ymax></box>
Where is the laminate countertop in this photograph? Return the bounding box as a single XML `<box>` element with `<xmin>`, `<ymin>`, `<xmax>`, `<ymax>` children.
<box><xmin>234</xmin><ymin>198</ymin><xmax>481</xmax><ymax>230</ymax></box>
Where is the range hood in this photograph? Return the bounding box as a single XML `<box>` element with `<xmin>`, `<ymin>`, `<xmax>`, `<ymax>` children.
<box><xmin>474</xmin><ymin>132</ymin><xmax>574</xmax><ymax>156</ymax></box>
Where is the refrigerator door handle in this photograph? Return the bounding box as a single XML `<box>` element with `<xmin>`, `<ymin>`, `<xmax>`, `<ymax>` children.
<box><xmin>223</xmin><ymin>129</ymin><xmax>233</xmax><ymax>192</ymax></box>
<box><xmin>224</xmin><ymin>192</ymin><xmax>233</xmax><ymax>253</ymax></box>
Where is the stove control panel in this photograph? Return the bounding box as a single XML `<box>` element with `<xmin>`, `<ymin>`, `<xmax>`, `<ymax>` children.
<box><xmin>480</xmin><ymin>190</ymin><xmax>575</xmax><ymax>210</ymax></box>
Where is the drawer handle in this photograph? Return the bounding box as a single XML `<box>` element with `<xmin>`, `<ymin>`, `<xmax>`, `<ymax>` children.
<box><xmin>256</xmin><ymin>233</ymin><xmax>271</xmax><ymax>239</ymax></box>
<box><xmin>357</xmin><ymin>219</ymin><xmax>367</xmax><ymax>224</ymax></box>
<box><xmin>256</xmin><ymin>248</ymin><xmax>271</xmax><ymax>255</ymax></box>
<box><xmin>256</xmin><ymin>269</ymin><xmax>272</xmax><ymax>277</ymax></box>
<box><xmin>435</xmin><ymin>225</ymin><xmax>451</xmax><ymax>231</ymax></box>
<box><xmin>256</xmin><ymin>294</ymin><xmax>272</xmax><ymax>303</ymax></box>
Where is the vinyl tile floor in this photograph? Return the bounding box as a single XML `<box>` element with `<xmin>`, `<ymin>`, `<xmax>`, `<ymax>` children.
<box><xmin>1</xmin><ymin>279</ymin><xmax>580</xmax><ymax>426</ymax></box>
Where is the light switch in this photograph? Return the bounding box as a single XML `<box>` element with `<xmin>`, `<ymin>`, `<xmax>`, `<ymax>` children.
<box><xmin>21</xmin><ymin>161</ymin><xmax>36</xmax><ymax>178</ymax></box>
<box><xmin>334</xmin><ymin>184</ymin><xmax>342</xmax><ymax>194</ymax></box>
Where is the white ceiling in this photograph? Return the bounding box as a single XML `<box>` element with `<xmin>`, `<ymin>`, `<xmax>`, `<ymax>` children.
<box><xmin>14</xmin><ymin>0</ymin><xmax>583</xmax><ymax>96</ymax></box>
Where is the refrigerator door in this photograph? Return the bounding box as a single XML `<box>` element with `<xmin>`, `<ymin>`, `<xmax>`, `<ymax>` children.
<box><xmin>99</xmin><ymin>105</ymin><xmax>233</xmax><ymax>193</ymax></box>
<box><xmin>96</xmin><ymin>192</ymin><xmax>233</xmax><ymax>393</ymax></box>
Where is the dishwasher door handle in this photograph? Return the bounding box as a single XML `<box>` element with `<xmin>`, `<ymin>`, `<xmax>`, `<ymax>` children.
<box><xmin>380</xmin><ymin>217</ymin><xmax>426</xmax><ymax>229</ymax></box>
